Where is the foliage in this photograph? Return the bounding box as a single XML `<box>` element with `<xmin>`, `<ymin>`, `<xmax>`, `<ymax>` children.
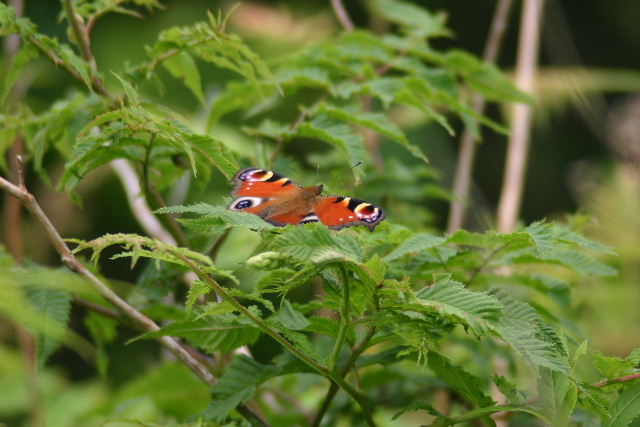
<box><xmin>0</xmin><ymin>1</ymin><xmax>636</xmax><ymax>427</ymax></box>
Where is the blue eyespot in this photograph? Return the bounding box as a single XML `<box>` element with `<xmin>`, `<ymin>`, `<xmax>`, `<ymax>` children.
<box><xmin>235</xmin><ymin>199</ymin><xmax>253</xmax><ymax>209</ymax></box>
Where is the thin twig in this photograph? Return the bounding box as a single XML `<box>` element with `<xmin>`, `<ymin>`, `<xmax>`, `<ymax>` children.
<box><xmin>447</xmin><ymin>0</ymin><xmax>514</xmax><ymax>233</ymax></box>
<box><xmin>330</xmin><ymin>0</ymin><xmax>355</xmax><ymax>32</ymax></box>
<box><xmin>496</xmin><ymin>0</ymin><xmax>545</xmax><ymax>233</ymax></box>
<box><xmin>73</xmin><ymin>297</ymin><xmax>120</xmax><ymax>319</ymax></box>
<box><xmin>0</xmin><ymin>175</ymin><xmax>271</xmax><ymax>426</ymax></box>
<box><xmin>110</xmin><ymin>159</ymin><xmax>177</xmax><ymax>245</ymax></box>
<box><xmin>0</xmin><ymin>175</ymin><xmax>216</xmax><ymax>384</ymax></box>
<box><xmin>593</xmin><ymin>373</ymin><xmax>640</xmax><ymax>388</ymax></box>
<box><xmin>62</xmin><ymin>0</ymin><xmax>94</xmax><ymax>68</ymax></box>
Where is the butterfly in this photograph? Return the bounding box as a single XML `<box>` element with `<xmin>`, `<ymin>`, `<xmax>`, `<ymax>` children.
<box><xmin>228</xmin><ymin>167</ymin><xmax>385</xmax><ymax>230</ymax></box>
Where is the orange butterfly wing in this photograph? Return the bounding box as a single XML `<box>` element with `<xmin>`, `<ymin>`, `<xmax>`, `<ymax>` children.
<box><xmin>228</xmin><ymin>168</ymin><xmax>385</xmax><ymax>230</ymax></box>
<box><xmin>314</xmin><ymin>196</ymin><xmax>385</xmax><ymax>230</ymax></box>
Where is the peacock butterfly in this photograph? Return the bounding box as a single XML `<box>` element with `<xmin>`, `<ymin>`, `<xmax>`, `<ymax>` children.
<box><xmin>228</xmin><ymin>167</ymin><xmax>385</xmax><ymax>230</ymax></box>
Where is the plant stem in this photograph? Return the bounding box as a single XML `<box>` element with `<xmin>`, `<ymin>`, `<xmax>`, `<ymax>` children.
<box><xmin>0</xmin><ymin>176</ymin><xmax>215</xmax><ymax>383</ymax></box>
<box><xmin>447</xmin><ymin>0</ymin><xmax>514</xmax><ymax>233</ymax></box>
<box><xmin>176</xmin><ymin>254</ymin><xmax>377</xmax><ymax>427</ymax></box>
<box><xmin>0</xmin><ymin>174</ymin><xmax>270</xmax><ymax>426</ymax></box>
<box><xmin>328</xmin><ymin>266</ymin><xmax>351</xmax><ymax>372</ymax></box>
<box><xmin>330</xmin><ymin>0</ymin><xmax>354</xmax><ymax>32</ymax></box>
<box><xmin>496</xmin><ymin>0</ymin><xmax>544</xmax><ymax>233</ymax></box>
<box><xmin>312</xmin><ymin>326</ymin><xmax>377</xmax><ymax>427</ymax></box>
<box><xmin>59</xmin><ymin>0</ymin><xmax>111</xmax><ymax>98</ymax></box>
<box><xmin>62</xmin><ymin>0</ymin><xmax>93</xmax><ymax>66</ymax></box>
<box><xmin>593</xmin><ymin>373</ymin><xmax>640</xmax><ymax>387</ymax></box>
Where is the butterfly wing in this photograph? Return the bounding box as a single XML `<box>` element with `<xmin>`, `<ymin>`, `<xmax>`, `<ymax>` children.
<box><xmin>228</xmin><ymin>167</ymin><xmax>306</xmax><ymax>223</ymax></box>
<box><xmin>314</xmin><ymin>196</ymin><xmax>385</xmax><ymax>231</ymax></box>
<box><xmin>228</xmin><ymin>168</ymin><xmax>386</xmax><ymax>230</ymax></box>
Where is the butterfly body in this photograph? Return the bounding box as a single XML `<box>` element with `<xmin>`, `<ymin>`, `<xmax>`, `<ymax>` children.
<box><xmin>229</xmin><ymin>167</ymin><xmax>385</xmax><ymax>230</ymax></box>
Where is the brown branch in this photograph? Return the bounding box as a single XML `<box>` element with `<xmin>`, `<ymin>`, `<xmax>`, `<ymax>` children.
<box><xmin>330</xmin><ymin>0</ymin><xmax>354</xmax><ymax>32</ymax></box>
<box><xmin>496</xmin><ymin>0</ymin><xmax>545</xmax><ymax>233</ymax></box>
<box><xmin>0</xmin><ymin>175</ymin><xmax>217</xmax><ymax>384</ymax></box>
<box><xmin>593</xmin><ymin>373</ymin><xmax>640</xmax><ymax>388</ymax></box>
<box><xmin>447</xmin><ymin>0</ymin><xmax>514</xmax><ymax>233</ymax></box>
<box><xmin>0</xmin><ymin>174</ymin><xmax>272</xmax><ymax>426</ymax></box>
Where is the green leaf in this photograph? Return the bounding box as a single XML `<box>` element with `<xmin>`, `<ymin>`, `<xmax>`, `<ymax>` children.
<box><xmin>187</xmin><ymin>133</ymin><xmax>238</xmax><ymax>180</ymax></box>
<box><xmin>317</xmin><ymin>104</ymin><xmax>407</xmax><ymax>144</ymax></box>
<box><xmin>415</xmin><ymin>273</ymin><xmax>503</xmax><ymax>336</ymax></box>
<box><xmin>186</xmin><ymin>280</ymin><xmax>212</xmax><ymax>313</ymax></box>
<box><xmin>316</xmin><ymin>103</ymin><xmax>429</xmax><ymax>163</ymax></box>
<box><xmin>607</xmin><ymin>384</ymin><xmax>640</xmax><ymax>427</ymax></box>
<box><xmin>133</xmin><ymin>316</ymin><xmax>260</xmax><ymax>353</ymax></box>
<box><xmin>494</xmin><ymin>292</ymin><xmax>569</xmax><ymax>374</ymax></box>
<box><xmin>385</xmin><ymin>233</ymin><xmax>445</xmax><ymax>261</ymax></box>
<box><xmin>594</xmin><ymin>349</ymin><xmax>640</xmax><ymax>380</ymax></box>
<box><xmin>539</xmin><ymin>249</ymin><xmax>617</xmax><ymax>276</ymax></box>
<box><xmin>268</xmin><ymin>319</ymin><xmax>321</xmax><ymax>362</ymax></box>
<box><xmin>25</xmin><ymin>287</ymin><xmax>72</xmax><ymax>367</ymax></box>
<box><xmin>163</xmin><ymin>51</ymin><xmax>205</xmax><ymax>104</ymax></box>
<box><xmin>272</xmin><ymin>300</ymin><xmax>309</xmax><ymax>331</ymax></box>
<box><xmin>550</xmin><ymin>223</ymin><xmax>616</xmax><ymax>255</ymax></box>
<box><xmin>443</xmin><ymin>50</ymin><xmax>533</xmax><ymax>104</ymax></box>
<box><xmin>206</xmin><ymin>355</ymin><xmax>277</xmax><ymax>422</ymax></box>
<box><xmin>493</xmin><ymin>375</ymin><xmax>527</xmax><ymax>405</ymax></box>
<box><xmin>373</xmin><ymin>0</ymin><xmax>451</xmax><ymax>39</ymax></box>
<box><xmin>207</xmin><ymin>81</ymin><xmax>277</xmax><ymax>130</ymax></box>
<box><xmin>84</xmin><ymin>310</ymin><xmax>118</xmax><ymax>376</ymax></box>
<box><xmin>447</xmin><ymin>229</ymin><xmax>533</xmax><ymax>249</ymax></box>
<box><xmin>427</xmin><ymin>351</ymin><xmax>494</xmax><ymax>412</ymax></box>
<box><xmin>449</xmin><ymin>404</ymin><xmax>550</xmax><ymax>426</ymax></box>
<box><xmin>277</xmin><ymin>66</ymin><xmax>334</xmax><ymax>91</ymax></box>
<box><xmin>1</xmin><ymin>43</ymin><xmax>37</xmax><ymax>105</ymax></box>
<box><xmin>142</xmin><ymin>11</ymin><xmax>278</xmax><ymax>93</ymax></box>
<box><xmin>111</xmin><ymin>72</ymin><xmax>140</xmax><ymax>105</ymax></box>
<box><xmin>333</xmin><ymin>77</ymin><xmax>405</xmax><ymax>107</ymax></box>
<box><xmin>296</xmin><ymin>114</ymin><xmax>367</xmax><ymax>180</ymax></box>
<box><xmin>159</xmin><ymin>203</ymin><xmax>274</xmax><ymax>230</ymax></box>
<box><xmin>271</xmin><ymin>223</ymin><xmax>361</xmax><ymax>263</ymax></box>
<box><xmin>537</xmin><ymin>367</ymin><xmax>577</xmax><ymax>427</ymax></box>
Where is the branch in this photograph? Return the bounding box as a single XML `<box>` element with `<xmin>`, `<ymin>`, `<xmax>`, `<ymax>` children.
<box><xmin>110</xmin><ymin>159</ymin><xmax>177</xmax><ymax>245</ymax></box>
<box><xmin>0</xmin><ymin>174</ymin><xmax>271</xmax><ymax>426</ymax></box>
<box><xmin>330</xmin><ymin>0</ymin><xmax>354</xmax><ymax>32</ymax></box>
<box><xmin>496</xmin><ymin>0</ymin><xmax>544</xmax><ymax>233</ymax></box>
<box><xmin>593</xmin><ymin>373</ymin><xmax>640</xmax><ymax>388</ymax></box>
<box><xmin>62</xmin><ymin>0</ymin><xmax>93</xmax><ymax>67</ymax></box>
<box><xmin>447</xmin><ymin>0</ymin><xmax>514</xmax><ymax>233</ymax></box>
<box><xmin>0</xmin><ymin>175</ymin><xmax>217</xmax><ymax>384</ymax></box>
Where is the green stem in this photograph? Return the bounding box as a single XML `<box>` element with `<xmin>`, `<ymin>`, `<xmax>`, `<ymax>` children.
<box><xmin>62</xmin><ymin>0</ymin><xmax>92</xmax><ymax>64</ymax></box>
<box><xmin>312</xmin><ymin>326</ymin><xmax>377</xmax><ymax>427</ymax></box>
<box><xmin>176</xmin><ymin>254</ymin><xmax>376</xmax><ymax>427</ymax></box>
<box><xmin>328</xmin><ymin>266</ymin><xmax>351</xmax><ymax>372</ymax></box>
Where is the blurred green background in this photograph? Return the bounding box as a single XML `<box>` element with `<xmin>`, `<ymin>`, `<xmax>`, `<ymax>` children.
<box><xmin>2</xmin><ymin>0</ymin><xmax>640</xmax><ymax>425</ymax></box>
